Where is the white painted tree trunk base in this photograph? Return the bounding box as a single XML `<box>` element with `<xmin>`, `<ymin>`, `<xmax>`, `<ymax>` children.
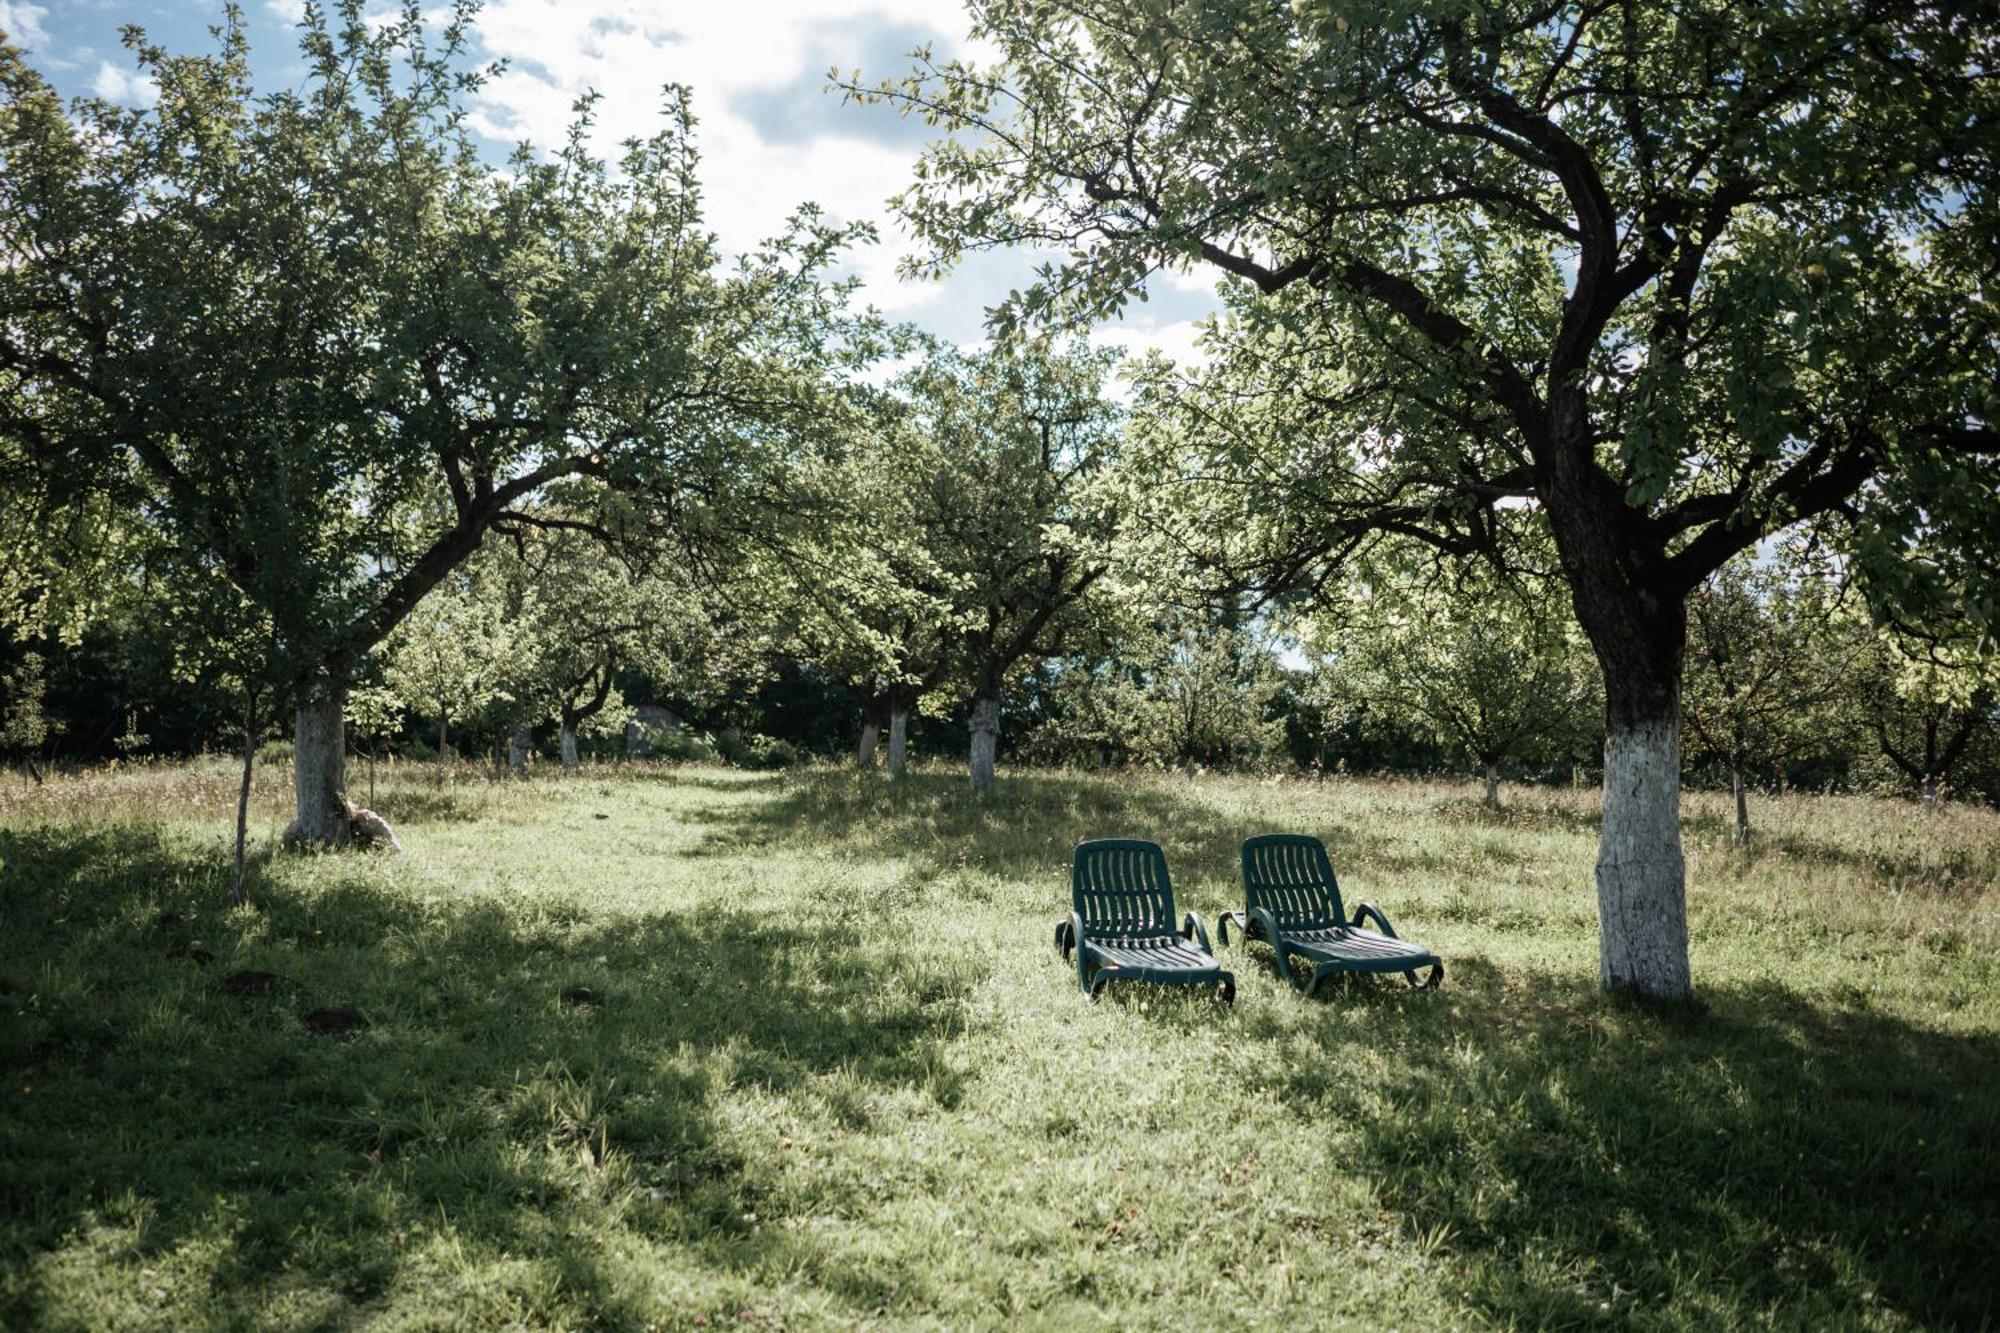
<box><xmin>1596</xmin><ymin>717</ymin><xmax>1691</xmax><ymax>1000</ymax></box>
<box><xmin>1483</xmin><ymin>762</ymin><xmax>1501</xmax><ymax>809</ymax></box>
<box><xmin>969</xmin><ymin>696</ymin><xmax>999</xmax><ymax>797</ymax></box>
<box><xmin>887</xmin><ymin>708</ymin><xmax>909</xmax><ymax>777</ymax></box>
<box><xmin>560</xmin><ymin>724</ymin><xmax>579</xmax><ymax>768</ymax></box>
<box><xmin>288</xmin><ymin>690</ymin><xmax>349</xmax><ymax>848</ymax></box>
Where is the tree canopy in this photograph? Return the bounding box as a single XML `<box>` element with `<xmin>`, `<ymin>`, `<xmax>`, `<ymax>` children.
<box><xmin>853</xmin><ymin>0</ymin><xmax>2000</xmax><ymax>997</ymax></box>
<box><xmin>0</xmin><ymin>2</ymin><xmax>876</xmax><ymax>838</ymax></box>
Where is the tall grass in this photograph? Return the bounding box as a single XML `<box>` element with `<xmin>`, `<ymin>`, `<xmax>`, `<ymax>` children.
<box><xmin>2</xmin><ymin>761</ymin><xmax>1995</xmax><ymax>1328</ymax></box>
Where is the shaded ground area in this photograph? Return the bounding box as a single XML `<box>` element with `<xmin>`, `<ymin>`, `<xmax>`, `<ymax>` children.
<box><xmin>2</xmin><ymin>764</ymin><xmax>1996</xmax><ymax>1328</ymax></box>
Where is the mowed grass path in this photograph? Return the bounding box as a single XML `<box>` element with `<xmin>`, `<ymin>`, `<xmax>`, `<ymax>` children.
<box><xmin>2</xmin><ymin>762</ymin><xmax>1997</xmax><ymax>1330</ymax></box>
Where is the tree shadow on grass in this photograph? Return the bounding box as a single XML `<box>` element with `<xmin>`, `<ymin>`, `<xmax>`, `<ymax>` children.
<box><xmin>368</xmin><ymin>788</ymin><xmax>484</xmax><ymax>825</ymax></box>
<box><xmin>691</xmin><ymin>769</ymin><xmax>1268</xmax><ymax>896</ymax></box>
<box><xmin>0</xmin><ymin>823</ymin><xmax>974</xmax><ymax>1328</ymax></box>
<box><xmin>1242</xmin><ymin>964</ymin><xmax>2000</xmax><ymax>1328</ymax></box>
<box><xmin>619</xmin><ymin>767</ymin><xmax>791</xmax><ymax>795</ymax></box>
<box><xmin>1427</xmin><ymin>793</ymin><xmax>1601</xmax><ymax>831</ymax></box>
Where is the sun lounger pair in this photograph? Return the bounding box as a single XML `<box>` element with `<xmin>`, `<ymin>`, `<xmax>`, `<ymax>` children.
<box><xmin>1053</xmin><ymin>835</ymin><xmax>1444</xmax><ymax>1002</ymax></box>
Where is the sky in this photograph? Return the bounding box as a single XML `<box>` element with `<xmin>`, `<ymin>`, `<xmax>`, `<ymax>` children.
<box><xmin>2</xmin><ymin>0</ymin><xmax>1220</xmax><ymax>359</ymax></box>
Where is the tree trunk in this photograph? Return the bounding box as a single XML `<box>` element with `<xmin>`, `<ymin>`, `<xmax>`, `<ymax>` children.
<box><xmin>562</xmin><ymin>667</ymin><xmax>614</xmax><ymax>771</ymax></box>
<box><xmin>1540</xmin><ymin>408</ymin><xmax>1693</xmax><ymax>1002</ymax></box>
<box><xmin>887</xmin><ymin>705</ymin><xmax>910</xmax><ymax>777</ymax></box>
<box><xmin>1597</xmin><ymin>714</ymin><xmax>1690</xmax><ymax>999</ymax></box>
<box><xmin>1482</xmin><ymin>761</ymin><xmax>1501</xmax><ymax>809</ymax></box>
<box><xmin>437</xmin><ymin>717</ymin><xmax>450</xmax><ymax>761</ymax></box>
<box><xmin>1920</xmin><ymin>775</ymin><xmax>1940</xmax><ymax>804</ymax></box>
<box><xmin>509</xmin><ymin>726</ymin><xmax>533</xmax><ymax>771</ymax></box>
<box><xmin>968</xmin><ymin>695</ymin><xmax>1000</xmax><ymax>797</ymax></box>
<box><xmin>234</xmin><ymin>707</ymin><xmax>256</xmax><ymax>905</ymax></box>
<box><xmin>857</xmin><ymin>719</ymin><xmax>881</xmax><ymax>770</ymax></box>
<box><xmin>291</xmin><ymin>687</ymin><xmax>349</xmax><ymax>847</ymax></box>
<box><xmin>1731</xmin><ymin>767</ymin><xmax>1750</xmax><ymax>846</ymax></box>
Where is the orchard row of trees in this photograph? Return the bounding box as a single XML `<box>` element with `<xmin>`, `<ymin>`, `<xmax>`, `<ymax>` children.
<box><xmin>7</xmin><ymin>506</ymin><xmax>1994</xmax><ymax>822</ymax></box>
<box><xmin>4</xmin><ymin>0</ymin><xmax>1995</xmax><ymax>1000</ymax></box>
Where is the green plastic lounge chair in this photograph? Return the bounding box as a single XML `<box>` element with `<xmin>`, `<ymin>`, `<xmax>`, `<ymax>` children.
<box><xmin>1218</xmin><ymin>833</ymin><xmax>1443</xmax><ymax>995</ymax></box>
<box><xmin>1053</xmin><ymin>839</ymin><xmax>1235</xmax><ymax>1003</ymax></box>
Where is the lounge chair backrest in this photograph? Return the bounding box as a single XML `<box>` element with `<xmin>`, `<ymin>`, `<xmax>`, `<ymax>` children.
<box><xmin>1072</xmin><ymin>839</ymin><xmax>1179</xmax><ymax>939</ymax></box>
<box><xmin>1241</xmin><ymin>834</ymin><xmax>1345</xmax><ymax>930</ymax></box>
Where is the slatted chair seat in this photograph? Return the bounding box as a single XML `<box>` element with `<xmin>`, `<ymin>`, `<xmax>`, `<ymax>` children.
<box><xmin>1086</xmin><ymin>934</ymin><xmax>1220</xmax><ymax>974</ymax></box>
<box><xmin>1055</xmin><ymin>839</ymin><xmax>1234</xmax><ymax>1002</ymax></box>
<box><xmin>1219</xmin><ymin>834</ymin><xmax>1443</xmax><ymax>995</ymax></box>
<box><xmin>1275</xmin><ymin>925</ymin><xmax>1437</xmax><ymax>973</ymax></box>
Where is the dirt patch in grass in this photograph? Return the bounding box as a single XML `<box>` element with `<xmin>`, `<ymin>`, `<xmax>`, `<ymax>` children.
<box><xmin>302</xmin><ymin>1007</ymin><xmax>367</xmax><ymax>1037</ymax></box>
<box><xmin>219</xmin><ymin>969</ymin><xmax>281</xmax><ymax>997</ymax></box>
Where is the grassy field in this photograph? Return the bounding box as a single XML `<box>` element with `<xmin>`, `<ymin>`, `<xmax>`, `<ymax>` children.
<box><xmin>1</xmin><ymin>760</ymin><xmax>1997</xmax><ymax>1331</ymax></box>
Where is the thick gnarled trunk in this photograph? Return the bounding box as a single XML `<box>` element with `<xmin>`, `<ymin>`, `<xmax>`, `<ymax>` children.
<box><xmin>968</xmin><ymin>695</ymin><xmax>999</xmax><ymax>797</ymax></box>
<box><xmin>290</xmin><ymin>687</ymin><xmax>348</xmax><ymax>847</ymax></box>
<box><xmin>560</xmin><ymin>720</ymin><xmax>580</xmax><ymax>768</ymax></box>
<box><xmin>887</xmin><ymin>705</ymin><xmax>909</xmax><ymax>777</ymax></box>
<box><xmin>509</xmin><ymin>726</ymin><xmax>534</xmax><ymax>771</ymax></box>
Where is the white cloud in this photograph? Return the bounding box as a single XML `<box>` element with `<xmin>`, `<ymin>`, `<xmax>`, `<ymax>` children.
<box><xmin>264</xmin><ymin>0</ymin><xmax>308</xmax><ymax>23</ymax></box>
<box><xmin>302</xmin><ymin>0</ymin><xmax>1224</xmax><ymax>343</ymax></box>
<box><xmin>460</xmin><ymin>0</ymin><xmax>1029</xmax><ymax>325</ymax></box>
<box><xmin>1156</xmin><ymin>263</ymin><xmax>1223</xmax><ymax>299</ymax></box>
<box><xmin>1095</xmin><ymin>319</ymin><xmax>1211</xmax><ymax>372</ymax></box>
<box><xmin>0</xmin><ymin>0</ymin><xmax>49</xmax><ymax>51</ymax></box>
<box><xmin>91</xmin><ymin>60</ymin><xmax>158</xmax><ymax>106</ymax></box>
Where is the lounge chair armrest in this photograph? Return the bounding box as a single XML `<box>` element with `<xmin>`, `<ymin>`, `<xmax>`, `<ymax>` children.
<box><xmin>1351</xmin><ymin>901</ymin><xmax>1398</xmax><ymax>937</ymax></box>
<box><xmin>1068</xmin><ymin>912</ymin><xmax>1091</xmax><ymax>990</ymax></box>
<box><xmin>1247</xmin><ymin>905</ymin><xmax>1284</xmax><ymax>945</ymax></box>
<box><xmin>1061</xmin><ymin>913</ymin><xmax>1087</xmax><ymax>963</ymax></box>
<box><xmin>1216</xmin><ymin>908</ymin><xmax>1247</xmax><ymax>946</ymax></box>
<box><xmin>1245</xmin><ymin>905</ymin><xmax>1292</xmax><ymax>985</ymax></box>
<box><xmin>1181</xmin><ymin>911</ymin><xmax>1213</xmax><ymax>955</ymax></box>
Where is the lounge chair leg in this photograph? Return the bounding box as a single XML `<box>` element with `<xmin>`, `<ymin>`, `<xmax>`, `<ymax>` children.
<box><xmin>1217</xmin><ymin>972</ymin><xmax>1236</xmax><ymax>1005</ymax></box>
<box><xmin>1401</xmin><ymin>961</ymin><xmax>1445</xmax><ymax>989</ymax></box>
<box><xmin>1304</xmin><ymin>962</ymin><xmax>1354</xmax><ymax>999</ymax></box>
<box><xmin>1088</xmin><ymin>971</ymin><xmax>1114</xmax><ymax>1002</ymax></box>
